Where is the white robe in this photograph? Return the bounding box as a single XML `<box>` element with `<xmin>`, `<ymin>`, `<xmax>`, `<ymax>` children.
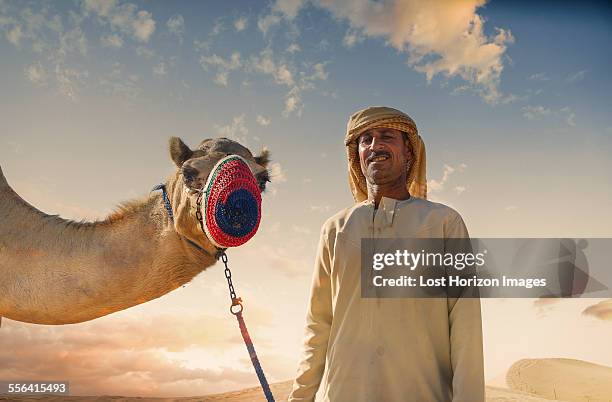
<box><xmin>288</xmin><ymin>196</ymin><xmax>485</xmax><ymax>402</ymax></box>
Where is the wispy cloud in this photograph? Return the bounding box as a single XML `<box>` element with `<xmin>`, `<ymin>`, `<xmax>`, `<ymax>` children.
<box><xmin>343</xmin><ymin>28</ymin><xmax>364</xmax><ymax>48</ymax></box>
<box><xmin>522</xmin><ymin>105</ymin><xmax>551</xmax><ymax>120</ymax></box>
<box><xmin>214</xmin><ymin>114</ymin><xmax>249</xmax><ymax>145</ymax></box>
<box><xmin>566</xmin><ymin>69</ymin><xmax>587</xmax><ymax>83</ymax></box>
<box><xmin>234</xmin><ymin>16</ymin><xmax>248</xmax><ymax>32</ymax></box>
<box><xmin>256</xmin><ymin>115</ymin><xmax>271</xmax><ymax>126</ymax></box>
<box><xmin>286</xmin><ymin>43</ymin><xmax>300</xmax><ymax>53</ymax></box>
<box><xmin>24</xmin><ymin>62</ymin><xmax>47</xmax><ymax>86</ymax></box>
<box><xmin>454</xmin><ymin>186</ymin><xmax>466</xmax><ymax>195</ymax></box>
<box><xmin>101</xmin><ymin>33</ymin><xmax>123</xmax><ymax>48</ymax></box>
<box><xmin>6</xmin><ymin>24</ymin><xmax>23</xmax><ymax>45</ymax></box>
<box><xmin>560</xmin><ymin>106</ymin><xmax>576</xmax><ymax>127</ymax></box>
<box><xmin>166</xmin><ymin>14</ymin><xmax>185</xmax><ymax>43</ymax></box>
<box><xmin>529</xmin><ymin>72</ymin><xmax>550</xmax><ymax>81</ymax></box>
<box><xmin>153</xmin><ymin>61</ymin><xmax>167</xmax><ymax>76</ymax></box>
<box><xmin>257</xmin><ymin>14</ymin><xmax>281</xmax><ymax>35</ymax></box>
<box><xmin>246</xmin><ymin>48</ymin><xmax>329</xmax><ymax>116</ymax></box>
<box><xmin>200</xmin><ymin>52</ymin><xmax>242</xmax><ymax>86</ymax></box>
<box><xmin>428</xmin><ymin>163</ymin><xmax>467</xmax><ymax>193</ymax></box>
<box><xmin>82</xmin><ymin>0</ymin><xmax>156</xmax><ymax>43</ymax></box>
<box><xmin>0</xmin><ymin>1</ymin><xmax>160</xmax><ymax>101</ymax></box>
<box><xmin>99</xmin><ymin>62</ymin><xmax>141</xmax><ymax>101</ymax></box>
<box><xmin>523</xmin><ymin>105</ymin><xmax>576</xmax><ymax>126</ymax></box>
<box><xmin>268</xmin><ymin>161</ymin><xmax>287</xmax><ymax>183</ymax></box>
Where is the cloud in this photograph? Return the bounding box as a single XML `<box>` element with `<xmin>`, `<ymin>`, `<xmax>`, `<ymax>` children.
<box><xmin>454</xmin><ymin>186</ymin><xmax>466</xmax><ymax>195</ymax></box>
<box><xmin>560</xmin><ymin>106</ymin><xmax>576</xmax><ymax>127</ymax></box>
<box><xmin>214</xmin><ymin>114</ymin><xmax>249</xmax><ymax>145</ymax></box>
<box><xmin>247</xmin><ymin>48</ymin><xmax>329</xmax><ymax>116</ymax></box>
<box><xmin>100</xmin><ymin>33</ymin><xmax>123</xmax><ymax>48</ymax></box>
<box><xmin>266</xmin><ymin>0</ymin><xmax>513</xmax><ymax>103</ymax></box>
<box><xmin>257</xmin><ymin>13</ymin><xmax>281</xmax><ymax>34</ymax></box>
<box><xmin>529</xmin><ymin>72</ymin><xmax>550</xmax><ymax>81</ymax></box>
<box><xmin>136</xmin><ymin>45</ymin><xmax>155</xmax><ymax>58</ymax></box>
<box><xmin>153</xmin><ymin>61</ymin><xmax>167</xmax><ymax>76</ymax></box>
<box><xmin>0</xmin><ymin>1</ymin><xmax>159</xmax><ymax>103</ymax></box>
<box><xmin>428</xmin><ymin>163</ymin><xmax>466</xmax><ymax>193</ymax></box>
<box><xmin>132</xmin><ymin>10</ymin><xmax>155</xmax><ymax>41</ymax></box>
<box><xmin>82</xmin><ymin>0</ymin><xmax>156</xmax><ymax>43</ymax></box>
<box><xmin>234</xmin><ymin>16</ymin><xmax>248</xmax><ymax>32</ymax></box>
<box><xmin>582</xmin><ymin>299</ymin><xmax>612</xmax><ymax>321</ymax></box>
<box><xmin>343</xmin><ymin>28</ymin><xmax>364</xmax><ymax>48</ymax></box>
<box><xmin>24</xmin><ymin>62</ymin><xmax>47</xmax><ymax>86</ymax></box>
<box><xmin>0</xmin><ymin>314</ymin><xmax>267</xmax><ymax>397</ymax></box>
<box><xmin>566</xmin><ymin>69</ymin><xmax>587</xmax><ymax>83</ymax></box>
<box><xmin>249</xmin><ymin>48</ymin><xmax>291</xmax><ymax>85</ymax></box>
<box><xmin>268</xmin><ymin>161</ymin><xmax>287</xmax><ymax>183</ymax></box>
<box><xmin>99</xmin><ymin>62</ymin><xmax>141</xmax><ymax>101</ymax></box>
<box><xmin>286</xmin><ymin>43</ymin><xmax>300</xmax><ymax>53</ymax></box>
<box><xmin>210</xmin><ymin>18</ymin><xmax>224</xmax><ymax>36</ymax></box>
<box><xmin>256</xmin><ymin>115</ymin><xmax>271</xmax><ymax>126</ymax></box>
<box><xmin>55</xmin><ymin>65</ymin><xmax>89</xmax><ymax>101</ymax></box>
<box><xmin>200</xmin><ymin>52</ymin><xmax>242</xmax><ymax>86</ymax></box>
<box><xmin>7</xmin><ymin>23</ymin><xmax>22</xmax><ymax>45</ymax></box>
<box><xmin>166</xmin><ymin>14</ymin><xmax>185</xmax><ymax>42</ymax></box>
<box><xmin>284</xmin><ymin>88</ymin><xmax>301</xmax><ymax>116</ymax></box>
<box><xmin>522</xmin><ymin>105</ymin><xmax>551</xmax><ymax>120</ymax></box>
<box><xmin>275</xmin><ymin>0</ymin><xmax>304</xmax><ymax>19</ymax></box>
<box><xmin>523</xmin><ymin>105</ymin><xmax>576</xmax><ymax>126</ymax></box>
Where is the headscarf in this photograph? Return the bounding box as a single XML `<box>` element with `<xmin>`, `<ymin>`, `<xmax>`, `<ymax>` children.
<box><xmin>344</xmin><ymin>106</ymin><xmax>427</xmax><ymax>202</ymax></box>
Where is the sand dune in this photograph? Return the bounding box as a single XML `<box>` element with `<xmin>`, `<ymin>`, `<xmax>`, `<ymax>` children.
<box><xmin>5</xmin><ymin>358</ymin><xmax>612</xmax><ymax>402</ymax></box>
<box><xmin>507</xmin><ymin>358</ymin><xmax>612</xmax><ymax>402</ymax></box>
<box><xmin>0</xmin><ymin>381</ymin><xmax>560</xmax><ymax>401</ymax></box>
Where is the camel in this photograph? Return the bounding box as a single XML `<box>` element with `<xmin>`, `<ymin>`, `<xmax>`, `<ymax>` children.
<box><xmin>0</xmin><ymin>137</ymin><xmax>270</xmax><ymax>325</ymax></box>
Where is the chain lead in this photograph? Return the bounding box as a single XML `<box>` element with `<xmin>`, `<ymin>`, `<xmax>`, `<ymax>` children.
<box><xmin>219</xmin><ymin>252</ymin><xmax>243</xmax><ymax>315</ymax></box>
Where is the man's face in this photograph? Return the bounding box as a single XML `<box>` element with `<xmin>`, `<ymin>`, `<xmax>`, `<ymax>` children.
<box><xmin>357</xmin><ymin>128</ymin><xmax>412</xmax><ymax>186</ymax></box>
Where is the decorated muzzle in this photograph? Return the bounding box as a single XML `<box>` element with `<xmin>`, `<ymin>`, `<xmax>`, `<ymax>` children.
<box><xmin>198</xmin><ymin>155</ymin><xmax>262</xmax><ymax>248</ymax></box>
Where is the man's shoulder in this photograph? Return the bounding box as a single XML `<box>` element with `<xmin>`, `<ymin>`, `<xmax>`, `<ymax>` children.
<box><xmin>320</xmin><ymin>201</ymin><xmax>369</xmax><ymax>235</ymax></box>
<box><xmin>407</xmin><ymin>197</ymin><xmax>463</xmax><ymax>220</ymax></box>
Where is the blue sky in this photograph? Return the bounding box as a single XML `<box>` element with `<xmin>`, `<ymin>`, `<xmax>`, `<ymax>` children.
<box><xmin>1</xmin><ymin>0</ymin><xmax>611</xmax><ymax>397</ymax></box>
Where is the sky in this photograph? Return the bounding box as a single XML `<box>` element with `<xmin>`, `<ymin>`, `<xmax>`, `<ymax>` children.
<box><xmin>1</xmin><ymin>0</ymin><xmax>611</xmax><ymax>398</ymax></box>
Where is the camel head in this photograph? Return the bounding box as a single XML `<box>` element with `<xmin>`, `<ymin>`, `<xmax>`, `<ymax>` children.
<box><xmin>167</xmin><ymin>137</ymin><xmax>270</xmax><ymax>252</ymax></box>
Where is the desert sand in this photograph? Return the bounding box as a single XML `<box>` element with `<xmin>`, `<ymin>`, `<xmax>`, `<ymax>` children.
<box><xmin>0</xmin><ymin>381</ymin><xmax>558</xmax><ymax>401</ymax></box>
<box><xmin>3</xmin><ymin>358</ymin><xmax>611</xmax><ymax>401</ymax></box>
<box><xmin>506</xmin><ymin>358</ymin><xmax>612</xmax><ymax>402</ymax></box>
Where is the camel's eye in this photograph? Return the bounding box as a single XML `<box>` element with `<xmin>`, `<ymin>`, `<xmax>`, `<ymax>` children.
<box><xmin>182</xmin><ymin>166</ymin><xmax>198</xmax><ymax>182</ymax></box>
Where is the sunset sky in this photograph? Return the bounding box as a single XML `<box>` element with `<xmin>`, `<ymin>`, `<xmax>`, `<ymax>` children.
<box><xmin>1</xmin><ymin>0</ymin><xmax>611</xmax><ymax>397</ymax></box>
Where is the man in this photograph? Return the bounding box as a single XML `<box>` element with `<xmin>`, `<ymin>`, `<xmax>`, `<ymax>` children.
<box><xmin>288</xmin><ymin>106</ymin><xmax>485</xmax><ymax>402</ymax></box>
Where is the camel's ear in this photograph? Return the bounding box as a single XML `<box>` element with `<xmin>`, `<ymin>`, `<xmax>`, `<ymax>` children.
<box><xmin>169</xmin><ymin>137</ymin><xmax>193</xmax><ymax>167</ymax></box>
<box><xmin>254</xmin><ymin>148</ymin><xmax>270</xmax><ymax>168</ymax></box>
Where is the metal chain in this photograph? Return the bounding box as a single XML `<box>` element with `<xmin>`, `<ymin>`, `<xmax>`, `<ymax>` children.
<box><xmin>220</xmin><ymin>252</ymin><xmax>243</xmax><ymax>315</ymax></box>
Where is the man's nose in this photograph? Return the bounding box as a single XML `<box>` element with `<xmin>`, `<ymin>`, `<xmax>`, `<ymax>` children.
<box><xmin>370</xmin><ymin>136</ymin><xmax>385</xmax><ymax>151</ymax></box>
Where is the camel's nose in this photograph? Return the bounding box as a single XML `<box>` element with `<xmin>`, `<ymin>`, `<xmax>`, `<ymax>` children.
<box><xmin>199</xmin><ymin>155</ymin><xmax>262</xmax><ymax>248</ymax></box>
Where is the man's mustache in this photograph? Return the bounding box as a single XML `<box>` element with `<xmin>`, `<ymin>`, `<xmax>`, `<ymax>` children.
<box><xmin>367</xmin><ymin>151</ymin><xmax>391</xmax><ymax>163</ymax></box>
